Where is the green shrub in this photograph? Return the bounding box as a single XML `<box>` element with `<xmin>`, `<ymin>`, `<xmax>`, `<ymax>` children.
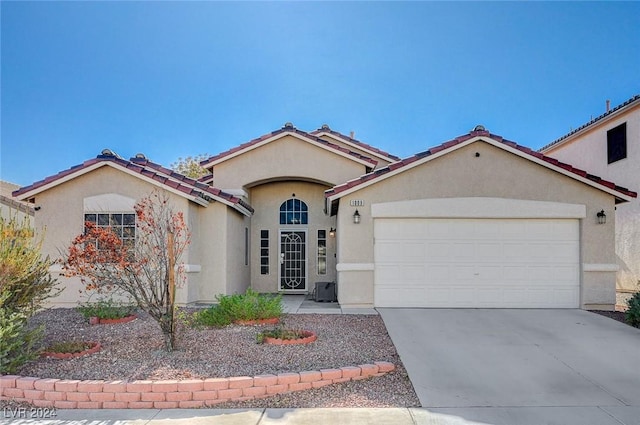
<box><xmin>0</xmin><ymin>216</ymin><xmax>60</xmax><ymax>316</ymax></box>
<box><xmin>0</xmin><ymin>294</ymin><xmax>43</xmax><ymax>374</ymax></box>
<box><xmin>0</xmin><ymin>215</ymin><xmax>58</xmax><ymax>373</ymax></box>
<box><xmin>77</xmin><ymin>297</ymin><xmax>136</xmax><ymax>320</ymax></box>
<box><xmin>192</xmin><ymin>306</ymin><xmax>232</xmax><ymax>328</ymax></box>
<box><xmin>625</xmin><ymin>291</ymin><xmax>640</xmax><ymax>328</ymax></box>
<box><xmin>45</xmin><ymin>341</ymin><xmax>93</xmax><ymax>354</ymax></box>
<box><xmin>193</xmin><ymin>289</ymin><xmax>283</xmax><ymax>328</ymax></box>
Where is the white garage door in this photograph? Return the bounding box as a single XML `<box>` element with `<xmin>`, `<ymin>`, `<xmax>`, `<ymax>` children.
<box><xmin>374</xmin><ymin>218</ymin><xmax>580</xmax><ymax>308</ymax></box>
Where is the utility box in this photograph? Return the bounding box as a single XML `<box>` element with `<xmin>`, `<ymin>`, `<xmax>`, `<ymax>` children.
<box><xmin>314</xmin><ymin>281</ymin><xmax>337</xmax><ymax>302</ymax></box>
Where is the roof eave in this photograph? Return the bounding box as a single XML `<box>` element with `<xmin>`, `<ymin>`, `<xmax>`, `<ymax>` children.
<box><xmin>201</xmin><ymin>130</ymin><xmax>377</xmax><ymax>169</ymax></box>
<box><xmin>540</xmin><ymin>94</ymin><xmax>640</xmax><ymax>153</ymax></box>
<box><xmin>326</xmin><ymin>135</ymin><xmax>636</xmax><ymax>203</ymax></box>
<box><xmin>312</xmin><ymin>130</ymin><xmax>400</xmax><ymax>164</ymax></box>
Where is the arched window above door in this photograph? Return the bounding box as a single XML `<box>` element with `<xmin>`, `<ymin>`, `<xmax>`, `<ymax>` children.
<box><xmin>279</xmin><ymin>199</ymin><xmax>308</xmax><ymax>225</ymax></box>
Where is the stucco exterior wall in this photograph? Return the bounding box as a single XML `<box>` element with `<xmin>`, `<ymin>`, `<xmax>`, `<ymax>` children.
<box><xmin>249</xmin><ymin>181</ymin><xmax>336</xmax><ymax>293</ymax></box>
<box><xmin>542</xmin><ymin>104</ymin><xmax>639</xmax><ymax>292</ymax></box>
<box><xmin>28</xmin><ymin>166</ymin><xmax>236</xmax><ymax>307</ymax></box>
<box><xmin>334</xmin><ymin>140</ymin><xmax>617</xmax><ymax>309</ymax></box>
<box><xmin>225</xmin><ymin>210</ymin><xmax>251</xmax><ymax>295</ymax></box>
<box><xmin>210</xmin><ymin>135</ymin><xmax>369</xmax><ymax>190</ymax></box>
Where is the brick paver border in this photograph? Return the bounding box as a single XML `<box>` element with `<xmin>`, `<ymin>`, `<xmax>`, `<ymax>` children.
<box><xmin>0</xmin><ymin>361</ymin><xmax>395</xmax><ymax>409</ymax></box>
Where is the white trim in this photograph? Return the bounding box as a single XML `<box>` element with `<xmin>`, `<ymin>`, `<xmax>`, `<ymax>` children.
<box><xmin>314</xmin><ymin>131</ymin><xmax>398</xmax><ymax>164</ymax></box>
<box><xmin>182</xmin><ymin>264</ymin><xmax>202</xmax><ymax>273</ymax></box>
<box><xmin>372</xmin><ymin>198</ymin><xmax>587</xmax><ymax>219</ymax></box>
<box><xmin>327</xmin><ymin>136</ymin><xmax>635</xmax><ymax>203</ymax></box>
<box><xmin>583</xmin><ymin>263</ymin><xmax>620</xmax><ymax>272</ymax></box>
<box><xmin>202</xmin><ymin>131</ymin><xmax>376</xmax><ymax>169</ymax></box>
<box><xmin>336</xmin><ymin>263</ymin><xmax>375</xmax><ymax>271</ymax></box>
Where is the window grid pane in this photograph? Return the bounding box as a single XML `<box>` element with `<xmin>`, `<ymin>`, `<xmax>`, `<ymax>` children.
<box><xmin>317</xmin><ymin>229</ymin><xmax>327</xmax><ymax>275</ymax></box>
<box><xmin>279</xmin><ymin>199</ymin><xmax>309</xmax><ymax>225</ymax></box>
<box><xmin>85</xmin><ymin>212</ymin><xmax>136</xmax><ymax>254</ymax></box>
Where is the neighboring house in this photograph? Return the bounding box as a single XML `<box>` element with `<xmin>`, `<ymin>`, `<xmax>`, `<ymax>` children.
<box><xmin>540</xmin><ymin>94</ymin><xmax>640</xmax><ymax>296</ymax></box>
<box><xmin>13</xmin><ymin>124</ymin><xmax>636</xmax><ymax>310</ymax></box>
<box><xmin>1</xmin><ymin>180</ymin><xmax>34</xmax><ymax>225</ymax></box>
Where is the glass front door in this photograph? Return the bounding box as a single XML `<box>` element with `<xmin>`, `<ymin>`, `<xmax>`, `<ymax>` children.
<box><xmin>279</xmin><ymin>230</ymin><xmax>307</xmax><ymax>291</ymax></box>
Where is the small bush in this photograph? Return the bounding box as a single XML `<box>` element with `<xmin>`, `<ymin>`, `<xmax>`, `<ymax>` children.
<box><xmin>45</xmin><ymin>341</ymin><xmax>93</xmax><ymax>354</ymax></box>
<box><xmin>193</xmin><ymin>289</ymin><xmax>283</xmax><ymax>328</ymax></box>
<box><xmin>0</xmin><ymin>215</ymin><xmax>57</xmax><ymax>373</ymax></box>
<box><xmin>192</xmin><ymin>305</ymin><xmax>232</xmax><ymax>328</ymax></box>
<box><xmin>0</xmin><ymin>294</ymin><xmax>43</xmax><ymax>374</ymax></box>
<box><xmin>256</xmin><ymin>328</ymin><xmax>306</xmax><ymax>344</ymax></box>
<box><xmin>77</xmin><ymin>297</ymin><xmax>136</xmax><ymax>320</ymax></box>
<box><xmin>625</xmin><ymin>291</ymin><xmax>640</xmax><ymax>328</ymax></box>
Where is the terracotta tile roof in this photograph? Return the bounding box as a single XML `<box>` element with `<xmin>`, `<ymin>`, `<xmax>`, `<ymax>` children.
<box><xmin>310</xmin><ymin>125</ymin><xmax>401</xmax><ymax>162</ymax></box>
<box><xmin>326</xmin><ymin>127</ymin><xmax>637</xmax><ymax>202</ymax></box>
<box><xmin>199</xmin><ymin>124</ymin><xmax>378</xmax><ymax>168</ymax></box>
<box><xmin>12</xmin><ymin>153</ymin><xmax>254</xmax><ymax>215</ymax></box>
<box><xmin>540</xmin><ymin>94</ymin><xmax>640</xmax><ymax>152</ymax></box>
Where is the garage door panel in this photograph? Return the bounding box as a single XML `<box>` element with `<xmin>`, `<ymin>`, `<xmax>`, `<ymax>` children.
<box><xmin>374</xmin><ymin>218</ymin><xmax>579</xmax><ymax>308</ymax></box>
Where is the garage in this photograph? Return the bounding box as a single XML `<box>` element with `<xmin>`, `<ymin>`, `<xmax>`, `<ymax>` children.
<box><xmin>326</xmin><ymin>130</ymin><xmax>636</xmax><ymax>310</ymax></box>
<box><xmin>374</xmin><ymin>216</ymin><xmax>580</xmax><ymax>308</ymax></box>
<box><xmin>369</xmin><ymin>197</ymin><xmax>587</xmax><ymax>309</ymax></box>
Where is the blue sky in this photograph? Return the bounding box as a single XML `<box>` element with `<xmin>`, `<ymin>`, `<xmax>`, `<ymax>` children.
<box><xmin>1</xmin><ymin>1</ymin><xmax>639</xmax><ymax>186</ymax></box>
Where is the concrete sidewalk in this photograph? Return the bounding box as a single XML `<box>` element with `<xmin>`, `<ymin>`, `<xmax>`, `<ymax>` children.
<box><xmin>3</xmin><ymin>407</ymin><xmax>640</xmax><ymax>424</ymax></box>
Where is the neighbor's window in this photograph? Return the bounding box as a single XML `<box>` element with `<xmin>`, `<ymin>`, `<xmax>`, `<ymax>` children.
<box><xmin>260</xmin><ymin>230</ymin><xmax>269</xmax><ymax>275</ymax></box>
<box><xmin>607</xmin><ymin>122</ymin><xmax>627</xmax><ymax>164</ymax></box>
<box><xmin>84</xmin><ymin>213</ymin><xmax>136</xmax><ymax>250</ymax></box>
<box><xmin>317</xmin><ymin>229</ymin><xmax>327</xmax><ymax>275</ymax></box>
<box><xmin>279</xmin><ymin>199</ymin><xmax>308</xmax><ymax>225</ymax></box>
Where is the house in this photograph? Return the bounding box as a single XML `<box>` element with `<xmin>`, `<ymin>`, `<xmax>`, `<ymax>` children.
<box><xmin>13</xmin><ymin>124</ymin><xmax>636</xmax><ymax>310</ymax></box>
<box><xmin>540</xmin><ymin>94</ymin><xmax>640</xmax><ymax>300</ymax></box>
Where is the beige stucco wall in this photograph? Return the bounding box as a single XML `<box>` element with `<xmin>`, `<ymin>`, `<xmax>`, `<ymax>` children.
<box><xmin>28</xmin><ymin>166</ymin><xmax>239</xmax><ymax>307</ymax></box>
<box><xmin>249</xmin><ymin>181</ymin><xmax>336</xmax><ymax>293</ymax></box>
<box><xmin>334</xmin><ymin>139</ymin><xmax>618</xmax><ymax>309</ymax></box>
<box><xmin>210</xmin><ymin>135</ymin><xmax>369</xmax><ymax>190</ymax></box>
<box><xmin>542</xmin><ymin>104</ymin><xmax>639</xmax><ymax>292</ymax></box>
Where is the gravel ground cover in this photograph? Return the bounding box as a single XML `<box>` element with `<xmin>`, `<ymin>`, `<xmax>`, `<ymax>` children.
<box><xmin>16</xmin><ymin>308</ymin><xmax>420</xmax><ymax>408</ymax></box>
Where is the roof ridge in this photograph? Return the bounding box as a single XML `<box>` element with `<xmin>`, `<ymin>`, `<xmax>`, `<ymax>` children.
<box><xmin>326</xmin><ymin>129</ymin><xmax>637</xmax><ymax>201</ymax></box>
<box><xmin>12</xmin><ymin>153</ymin><xmax>254</xmax><ymax>214</ymax></box>
<box><xmin>540</xmin><ymin>94</ymin><xmax>640</xmax><ymax>151</ymax></box>
<box><xmin>199</xmin><ymin>126</ymin><xmax>378</xmax><ymax>168</ymax></box>
<box><xmin>310</xmin><ymin>127</ymin><xmax>401</xmax><ymax>161</ymax></box>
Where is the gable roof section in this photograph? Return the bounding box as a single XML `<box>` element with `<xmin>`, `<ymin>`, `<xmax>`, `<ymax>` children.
<box><xmin>13</xmin><ymin>152</ymin><xmax>254</xmax><ymax>216</ymax></box>
<box><xmin>310</xmin><ymin>125</ymin><xmax>401</xmax><ymax>163</ymax></box>
<box><xmin>326</xmin><ymin>128</ymin><xmax>637</xmax><ymax>207</ymax></box>
<box><xmin>540</xmin><ymin>94</ymin><xmax>640</xmax><ymax>153</ymax></box>
<box><xmin>199</xmin><ymin>124</ymin><xmax>378</xmax><ymax>169</ymax></box>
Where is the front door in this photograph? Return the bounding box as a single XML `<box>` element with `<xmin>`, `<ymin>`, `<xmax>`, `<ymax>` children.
<box><xmin>279</xmin><ymin>230</ymin><xmax>307</xmax><ymax>292</ymax></box>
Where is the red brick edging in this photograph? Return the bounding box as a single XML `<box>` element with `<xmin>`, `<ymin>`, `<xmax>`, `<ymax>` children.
<box><xmin>0</xmin><ymin>361</ymin><xmax>395</xmax><ymax>409</ymax></box>
<box><xmin>41</xmin><ymin>342</ymin><xmax>101</xmax><ymax>359</ymax></box>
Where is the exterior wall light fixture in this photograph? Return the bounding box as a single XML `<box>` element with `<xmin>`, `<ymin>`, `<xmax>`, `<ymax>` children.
<box><xmin>329</xmin><ymin>227</ymin><xmax>336</xmax><ymax>237</ymax></box>
<box><xmin>353</xmin><ymin>209</ymin><xmax>361</xmax><ymax>224</ymax></box>
<box><xmin>597</xmin><ymin>210</ymin><xmax>606</xmax><ymax>225</ymax></box>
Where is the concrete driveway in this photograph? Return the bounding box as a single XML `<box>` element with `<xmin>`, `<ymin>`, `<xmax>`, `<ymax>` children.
<box><xmin>380</xmin><ymin>309</ymin><xmax>640</xmax><ymax>425</ymax></box>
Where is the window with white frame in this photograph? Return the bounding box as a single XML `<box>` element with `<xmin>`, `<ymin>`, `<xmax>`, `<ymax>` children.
<box><xmin>84</xmin><ymin>212</ymin><xmax>136</xmax><ymax>251</ymax></box>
